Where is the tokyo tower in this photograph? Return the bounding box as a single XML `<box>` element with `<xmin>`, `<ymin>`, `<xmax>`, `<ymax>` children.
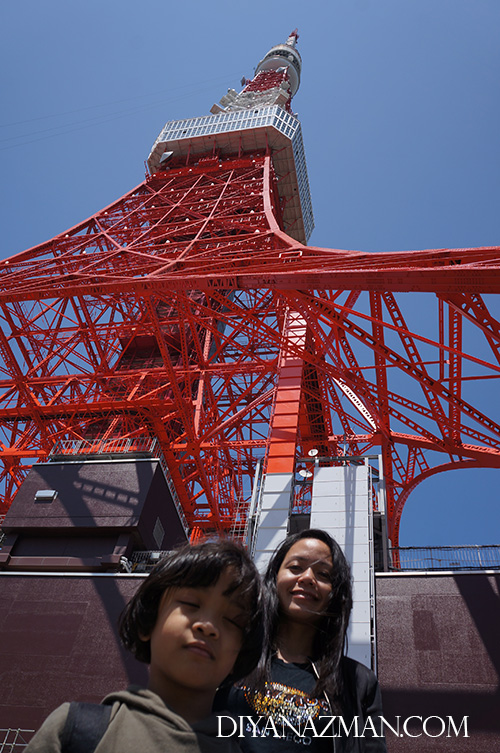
<box><xmin>0</xmin><ymin>29</ymin><xmax>500</xmax><ymax>553</ymax></box>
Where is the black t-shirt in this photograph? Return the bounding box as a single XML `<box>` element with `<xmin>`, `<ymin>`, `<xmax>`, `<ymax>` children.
<box><xmin>215</xmin><ymin>657</ymin><xmax>387</xmax><ymax>753</ymax></box>
<box><xmin>217</xmin><ymin>658</ymin><xmax>332</xmax><ymax>753</ymax></box>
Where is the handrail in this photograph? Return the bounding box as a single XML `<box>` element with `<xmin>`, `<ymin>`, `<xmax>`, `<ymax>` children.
<box><xmin>385</xmin><ymin>545</ymin><xmax>500</xmax><ymax>571</ymax></box>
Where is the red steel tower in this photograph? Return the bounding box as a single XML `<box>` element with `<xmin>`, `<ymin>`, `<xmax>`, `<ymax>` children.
<box><xmin>0</xmin><ymin>30</ymin><xmax>499</xmax><ymax>550</ymax></box>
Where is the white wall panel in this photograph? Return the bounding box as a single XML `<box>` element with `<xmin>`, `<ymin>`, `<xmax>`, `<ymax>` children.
<box><xmin>310</xmin><ymin>464</ymin><xmax>374</xmax><ymax>669</ymax></box>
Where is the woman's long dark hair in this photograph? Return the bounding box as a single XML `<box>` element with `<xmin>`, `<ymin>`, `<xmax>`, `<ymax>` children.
<box><xmin>252</xmin><ymin>528</ymin><xmax>353</xmax><ymax>706</ymax></box>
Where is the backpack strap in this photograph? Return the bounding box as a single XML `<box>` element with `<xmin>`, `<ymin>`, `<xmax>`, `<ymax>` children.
<box><xmin>61</xmin><ymin>702</ymin><xmax>112</xmax><ymax>753</ymax></box>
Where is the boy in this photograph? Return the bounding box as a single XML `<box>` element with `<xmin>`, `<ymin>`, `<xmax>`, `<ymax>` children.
<box><xmin>26</xmin><ymin>539</ymin><xmax>264</xmax><ymax>752</ymax></box>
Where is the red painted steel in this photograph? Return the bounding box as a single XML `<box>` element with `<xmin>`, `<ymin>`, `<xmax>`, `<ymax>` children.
<box><xmin>0</xmin><ymin>147</ymin><xmax>499</xmax><ymax>543</ymax></box>
<box><xmin>242</xmin><ymin>68</ymin><xmax>294</xmax><ymax>112</ymax></box>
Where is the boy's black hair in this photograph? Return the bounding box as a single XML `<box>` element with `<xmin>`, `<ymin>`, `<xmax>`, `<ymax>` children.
<box><xmin>119</xmin><ymin>538</ymin><xmax>264</xmax><ymax>685</ymax></box>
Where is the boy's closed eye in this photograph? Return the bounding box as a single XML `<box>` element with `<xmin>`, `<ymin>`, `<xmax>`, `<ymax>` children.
<box><xmin>175</xmin><ymin>590</ymin><xmax>246</xmax><ymax>630</ymax></box>
<box><xmin>174</xmin><ymin>588</ymin><xmax>202</xmax><ymax>606</ymax></box>
<box><xmin>224</xmin><ymin>611</ymin><xmax>246</xmax><ymax>630</ymax></box>
<box><xmin>177</xmin><ymin>599</ymin><xmax>200</xmax><ymax>609</ymax></box>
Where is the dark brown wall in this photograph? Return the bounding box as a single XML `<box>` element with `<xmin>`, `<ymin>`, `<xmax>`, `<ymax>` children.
<box><xmin>376</xmin><ymin>572</ymin><xmax>500</xmax><ymax>752</ymax></box>
<box><xmin>0</xmin><ymin>573</ymin><xmax>148</xmax><ymax>733</ymax></box>
<box><xmin>3</xmin><ymin>460</ymin><xmax>175</xmax><ymax>532</ymax></box>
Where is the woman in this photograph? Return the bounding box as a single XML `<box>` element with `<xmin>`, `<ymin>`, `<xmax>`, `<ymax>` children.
<box><xmin>217</xmin><ymin>529</ymin><xmax>386</xmax><ymax>752</ymax></box>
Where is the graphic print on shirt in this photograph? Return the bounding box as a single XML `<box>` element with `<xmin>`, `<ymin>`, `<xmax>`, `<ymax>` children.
<box><xmin>240</xmin><ymin>681</ymin><xmax>331</xmax><ymax>745</ymax></box>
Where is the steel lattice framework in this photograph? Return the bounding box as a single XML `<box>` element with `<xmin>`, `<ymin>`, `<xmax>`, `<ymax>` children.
<box><xmin>1</xmin><ymin>35</ymin><xmax>500</xmax><ymax>545</ymax></box>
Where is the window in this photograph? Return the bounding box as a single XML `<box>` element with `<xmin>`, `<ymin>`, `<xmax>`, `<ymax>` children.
<box><xmin>34</xmin><ymin>489</ymin><xmax>58</xmax><ymax>503</ymax></box>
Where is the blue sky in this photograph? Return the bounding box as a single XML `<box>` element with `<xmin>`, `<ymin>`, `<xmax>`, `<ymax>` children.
<box><xmin>1</xmin><ymin>1</ymin><xmax>499</xmax><ymax>547</ymax></box>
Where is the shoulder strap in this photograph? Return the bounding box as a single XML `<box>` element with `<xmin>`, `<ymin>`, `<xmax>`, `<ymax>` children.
<box><xmin>61</xmin><ymin>702</ymin><xmax>112</xmax><ymax>753</ymax></box>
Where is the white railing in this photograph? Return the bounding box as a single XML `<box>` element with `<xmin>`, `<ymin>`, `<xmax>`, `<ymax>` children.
<box><xmin>0</xmin><ymin>729</ymin><xmax>34</xmax><ymax>752</ymax></box>
<box><xmin>388</xmin><ymin>545</ymin><xmax>500</xmax><ymax>571</ymax></box>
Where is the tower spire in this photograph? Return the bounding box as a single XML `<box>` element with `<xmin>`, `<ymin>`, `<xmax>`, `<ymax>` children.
<box><xmin>253</xmin><ymin>29</ymin><xmax>302</xmax><ymax>98</ymax></box>
<box><xmin>210</xmin><ymin>30</ymin><xmax>302</xmax><ymax>116</ymax></box>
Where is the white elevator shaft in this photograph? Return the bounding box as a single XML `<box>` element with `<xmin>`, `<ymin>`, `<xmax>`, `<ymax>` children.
<box><xmin>253</xmin><ymin>459</ymin><xmax>376</xmax><ymax>670</ymax></box>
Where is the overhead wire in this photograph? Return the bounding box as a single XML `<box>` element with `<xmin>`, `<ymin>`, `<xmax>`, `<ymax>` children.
<box><xmin>0</xmin><ymin>74</ymin><xmax>236</xmax><ymax>151</ymax></box>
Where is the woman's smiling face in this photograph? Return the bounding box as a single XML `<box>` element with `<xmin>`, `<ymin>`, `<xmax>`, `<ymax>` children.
<box><xmin>276</xmin><ymin>537</ymin><xmax>333</xmax><ymax>624</ymax></box>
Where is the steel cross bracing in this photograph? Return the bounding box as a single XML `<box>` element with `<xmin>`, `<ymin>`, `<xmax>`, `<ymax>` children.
<box><xmin>0</xmin><ymin>150</ymin><xmax>499</xmax><ymax>543</ymax></box>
